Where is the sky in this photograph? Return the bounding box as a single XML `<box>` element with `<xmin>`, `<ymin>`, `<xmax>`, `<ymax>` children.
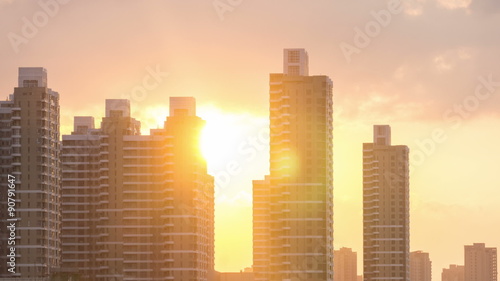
<box><xmin>1</xmin><ymin>0</ymin><xmax>500</xmax><ymax>275</ymax></box>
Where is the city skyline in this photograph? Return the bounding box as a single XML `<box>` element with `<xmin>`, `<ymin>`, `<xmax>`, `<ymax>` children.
<box><xmin>60</xmin><ymin>97</ymin><xmax>215</xmax><ymax>280</ymax></box>
<box><xmin>0</xmin><ymin>65</ymin><xmax>498</xmax><ymax>280</ymax></box>
<box><xmin>1</xmin><ymin>0</ymin><xmax>500</xmax><ymax>277</ymax></box>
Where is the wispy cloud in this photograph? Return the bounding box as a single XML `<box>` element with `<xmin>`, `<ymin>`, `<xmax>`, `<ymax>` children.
<box><xmin>436</xmin><ymin>0</ymin><xmax>472</xmax><ymax>10</ymax></box>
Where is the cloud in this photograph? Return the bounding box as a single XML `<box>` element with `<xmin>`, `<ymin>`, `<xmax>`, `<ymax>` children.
<box><xmin>1</xmin><ymin>0</ymin><xmax>500</xmax><ymax>126</ymax></box>
<box><xmin>433</xmin><ymin>47</ymin><xmax>474</xmax><ymax>73</ymax></box>
<box><xmin>0</xmin><ymin>0</ymin><xmax>15</xmax><ymax>8</ymax></box>
<box><xmin>403</xmin><ymin>0</ymin><xmax>427</xmax><ymax>16</ymax></box>
<box><xmin>436</xmin><ymin>0</ymin><xmax>472</xmax><ymax>10</ymax></box>
<box><xmin>333</xmin><ymin>0</ymin><xmax>500</xmax><ymax>123</ymax></box>
<box><xmin>468</xmin><ymin>0</ymin><xmax>500</xmax><ymax>13</ymax></box>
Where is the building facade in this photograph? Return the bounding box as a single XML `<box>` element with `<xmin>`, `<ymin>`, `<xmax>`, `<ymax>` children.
<box><xmin>464</xmin><ymin>243</ymin><xmax>497</xmax><ymax>281</ymax></box>
<box><xmin>442</xmin><ymin>265</ymin><xmax>464</xmax><ymax>281</ymax></box>
<box><xmin>410</xmin><ymin>251</ymin><xmax>432</xmax><ymax>281</ymax></box>
<box><xmin>334</xmin><ymin>247</ymin><xmax>358</xmax><ymax>281</ymax></box>
<box><xmin>0</xmin><ymin>67</ymin><xmax>61</xmax><ymax>279</ymax></box>
<box><xmin>61</xmin><ymin>98</ymin><xmax>214</xmax><ymax>281</ymax></box>
<box><xmin>363</xmin><ymin>125</ymin><xmax>410</xmax><ymax>281</ymax></box>
<box><xmin>253</xmin><ymin>49</ymin><xmax>334</xmax><ymax>281</ymax></box>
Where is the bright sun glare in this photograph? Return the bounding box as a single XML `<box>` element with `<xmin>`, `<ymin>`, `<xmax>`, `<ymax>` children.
<box><xmin>198</xmin><ymin>106</ymin><xmax>250</xmax><ymax>169</ymax></box>
<box><xmin>199</xmin><ymin>110</ymin><xmax>228</xmax><ymax>164</ymax></box>
<box><xmin>136</xmin><ymin>104</ymin><xmax>249</xmax><ymax>169</ymax></box>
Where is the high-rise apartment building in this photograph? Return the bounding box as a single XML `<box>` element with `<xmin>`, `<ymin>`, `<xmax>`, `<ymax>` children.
<box><xmin>61</xmin><ymin>97</ymin><xmax>214</xmax><ymax>281</ymax></box>
<box><xmin>363</xmin><ymin>125</ymin><xmax>410</xmax><ymax>281</ymax></box>
<box><xmin>0</xmin><ymin>67</ymin><xmax>61</xmax><ymax>279</ymax></box>
<box><xmin>464</xmin><ymin>243</ymin><xmax>497</xmax><ymax>281</ymax></box>
<box><xmin>442</xmin><ymin>265</ymin><xmax>464</xmax><ymax>281</ymax></box>
<box><xmin>253</xmin><ymin>48</ymin><xmax>334</xmax><ymax>281</ymax></box>
<box><xmin>410</xmin><ymin>251</ymin><xmax>432</xmax><ymax>281</ymax></box>
<box><xmin>334</xmin><ymin>247</ymin><xmax>358</xmax><ymax>281</ymax></box>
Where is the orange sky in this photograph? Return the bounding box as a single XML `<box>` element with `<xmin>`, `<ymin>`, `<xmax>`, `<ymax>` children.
<box><xmin>1</xmin><ymin>0</ymin><xmax>500</xmax><ymax>275</ymax></box>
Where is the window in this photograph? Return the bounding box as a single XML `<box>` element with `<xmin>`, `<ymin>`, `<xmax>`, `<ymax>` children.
<box><xmin>287</xmin><ymin>66</ymin><xmax>300</xmax><ymax>76</ymax></box>
<box><xmin>288</xmin><ymin>50</ymin><xmax>300</xmax><ymax>63</ymax></box>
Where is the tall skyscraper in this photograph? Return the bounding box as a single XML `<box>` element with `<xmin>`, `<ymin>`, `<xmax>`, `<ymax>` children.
<box><xmin>253</xmin><ymin>49</ymin><xmax>334</xmax><ymax>281</ymax></box>
<box><xmin>363</xmin><ymin>125</ymin><xmax>410</xmax><ymax>281</ymax></box>
<box><xmin>464</xmin><ymin>243</ymin><xmax>497</xmax><ymax>281</ymax></box>
<box><xmin>334</xmin><ymin>247</ymin><xmax>358</xmax><ymax>281</ymax></box>
<box><xmin>0</xmin><ymin>67</ymin><xmax>61</xmax><ymax>279</ymax></box>
<box><xmin>61</xmin><ymin>98</ymin><xmax>214</xmax><ymax>281</ymax></box>
<box><xmin>410</xmin><ymin>251</ymin><xmax>432</xmax><ymax>281</ymax></box>
<box><xmin>442</xmin><ymin>265</ymin><xmax>464</xmax><ymax>281</ymax></box>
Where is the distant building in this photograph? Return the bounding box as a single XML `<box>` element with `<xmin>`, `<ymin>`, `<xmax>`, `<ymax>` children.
<box><xmin>253</xmin><ymin>49</ymin><xmax>334</xmax><ymax>281</ymax></box>
<box><xmin>410</xmin><ymin>251</ymin><xmax>432</xmax><ymax>281</ymax></box>
<box><xmin>442</xmin><ymin>265</ymin><xmax>464</xmax><ymax>281</ymax></box>
<box><xmin>61</xmin><ymin>97</ymin><xmax>214</xmax><ymax>280</ymax></box>
<box><xmin>363</xmin><ymin>125</ymin><xmax>410</xmax><ymax>281</ymax></box>
<box><xmin>464</xmin><ymin>243</ymin><xmax>497</xmax><ymax>281</ymax></box>
<box><xmin>0</xmin><ymin>67</ymin><xmax>61</xmax><ymax>279</ymax></box>
<box><xmin>334</xmin><ymin>247</ymin><xmax>358</xmax><ymax>281</ymax></box>
<box><xmin>217</xmin><ymin>268</ymin><xmax>255</xmax><ymax>281</ymax></box>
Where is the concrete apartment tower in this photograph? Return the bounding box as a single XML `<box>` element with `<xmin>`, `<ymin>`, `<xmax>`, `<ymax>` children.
<box><xmin>464</xmin><ymin>243</ymin><xmax>497</xmax><ymax>281</ymax></box>
<box><xmin>253</xmin><ymin>49</ymin><xmax>334</xmax><ymax>281</ymax></box>
<box><xmin>61</xmin><ymin>98</ymin><xmax>214</xmax><ymax>281</ymax></box>
<box><xmin>410</xmin><ymin>251</ymin><xmax>432</xmax><ymax>281</ymax></box>
<box><xmin>163</xmin><ymin>97</ymin><xmax>215</xmax><ymax>281</ymax></box>
<box><xmin>363</xmin><ymin>125</ymin><xmax>410</xmax><ymax>281</ymax></box>
<box><xmin>442</xmin><ymin>265</ymin><xmax>464</xmax><ymax>281</ymax></box>
<box><xmin>334</xmin><ymin>247</ymin><xmax>358</xmax><ymax>281</ymax></box>
<box><xmin>0</xmin><ymin>67</ymin><xmax>61</xmax><ymax>279</ymax></box>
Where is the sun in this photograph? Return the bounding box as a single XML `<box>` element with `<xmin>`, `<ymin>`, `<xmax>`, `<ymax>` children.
<box><xmin>136</xmin><ymin>104</ymin><xmax>265</xmax><ymax>176</ymax></box>
<box><xmin>198</xmin><ymin>106</ymin><xmax>245</xmax><ymax>169</ymax></box>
